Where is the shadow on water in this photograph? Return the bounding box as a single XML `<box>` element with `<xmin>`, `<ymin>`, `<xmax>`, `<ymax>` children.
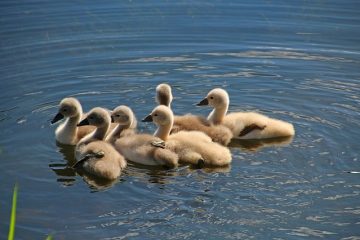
<box><xmin>49</xmin><ymin>136</ymin><xmax>288</xmax><ymax>190</ymax></box>
<box><xmin>49</xmin><ymin>142</ymin><xmax>77</xmax><ymax>186</ymax></box>
<box><xmin>187</xmin><ymin>164</ymin><xmax>231</xmax><ymax>174</ymax></box>
<box><xmin>124</xmin><ymin>162</ymin><xmax>186</xmax><ymax>185</ymax></box>
<box><xmin>124</xmin><ymin>161</ymin><xmax>231</xmax><ymax>186</ymax></box>
<box><xmin>76</xmin><ymin>168</ymin><xmax>124</xmax><ymax>192</ymax></box>
<box><xmin>50</xmin><ymin>141</ymin><xmax>125</xmax><ymax>190</ymax></box>
<box><xmin>50</xmin><ymin>142</ymin><xmax>198</xmax><ymax>189</ymax></box>
<box><xmin>228</xmin><ymin>136</ymin><xmax>294</xmax><ymax>152</ymax></box>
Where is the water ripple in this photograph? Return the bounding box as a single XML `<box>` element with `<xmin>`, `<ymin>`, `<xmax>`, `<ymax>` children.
<box><xmin>279</xmin><ymin>227</ymin><xmax>336</xmax><ymax>238</ymax></box>
<box><xmin>195</xmin><ymin>70</ymin><xmax>279</xmax><ymax>78</ymax></box>
<box><xmin>119</xmin><ymin>56</ymin><xmax>199</xmax><ymax>63</ymax></box>
<box><xmin>200</xmin><ymin>50</ymin><xmax>354</xmax><ymax>63</ymax></box>
<box><xmin>306</xmin><ymin>78</ymin><xmax>360</xmax><ymax>94</ymax></box>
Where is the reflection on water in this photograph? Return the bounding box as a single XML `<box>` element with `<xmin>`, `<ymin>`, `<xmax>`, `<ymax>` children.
<box><xmin>49</xmin><ymin>142</ymin><xmax>77</xmax><ymax>186</ymax></box>
<box><xmin>51</xmin><ymin>140</ymin><xmax>234</xmax><ymax>191</ymax></box>
<box><xmin>229</xmin><ymin>136</ymin><xmax>294</xmax><ymax>152</ymax></box>
<box><xmin>51</xmin><ymin>142</ymin><xmax>122</xmax><ymax>190</ymax></box>
<box><xmin>76</xmin><ymin>170</ymin><xmax>122</xmax><ymax>191</ymax></box>
<box><xmin>52</xmin><ymin>137</ymin><xmax>235</xmax><ymax>189</ymax></box>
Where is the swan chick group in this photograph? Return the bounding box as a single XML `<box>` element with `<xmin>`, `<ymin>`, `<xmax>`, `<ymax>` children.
<box><xmin>155</xmin><ymin>83</ymin><xmax>233</xmax><ymax>145</ymax></box>
<box><xmin>52</xmin><ymin>84</ymin><xmax>295</xmax><ymax>182</ymax></box>
<box><xmin>143</xmin><ymin>105</ymin><xmax>232</xmax><ymax>167</ymax></box>
<box><xmin>111</xmin><ymin>105</ymin><xmax>179</xmax><ymax>167</ymax></box>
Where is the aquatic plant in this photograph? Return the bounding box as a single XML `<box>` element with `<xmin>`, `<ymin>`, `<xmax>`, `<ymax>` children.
<box><xmin>7</xmin><ymin>184</ymin><xmax>53</xmax><ymax>240</ymax></box>
<box><xmin>45</xmin><ymin>235</ymin><xmax>53</xmax><ymax>240</ymax></box>
<box><xmin>8</xmin><ymin>184</ymin><xmax>18</xmax><ymax>240</ymax></box>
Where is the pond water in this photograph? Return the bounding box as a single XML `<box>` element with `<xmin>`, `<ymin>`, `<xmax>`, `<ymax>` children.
<box><xmin>1</xmin><ymin>1</ymin><xmax>359</xmax><ymax>239</ymax></box>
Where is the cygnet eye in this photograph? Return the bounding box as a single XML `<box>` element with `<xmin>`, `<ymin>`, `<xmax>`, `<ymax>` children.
<box><xmin>95</xmin><ymin>151</ymin><xmax>105</xmax><ymax>158</ymax></box>
<box><xmin>210</xmin><ymin>96</ymin><xmax>214</xmax><ymax>99</ymax></box>
<box><xmin>154</xmin><ymin>114</ymin><xmax>158</xmax><ymax>117</ymax></box>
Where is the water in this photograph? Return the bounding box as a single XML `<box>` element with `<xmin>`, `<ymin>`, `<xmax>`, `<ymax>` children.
<box><xmin>1</xmin><ymin>0</ymin><xmax>359</xmax><ymax>239</ymax></box>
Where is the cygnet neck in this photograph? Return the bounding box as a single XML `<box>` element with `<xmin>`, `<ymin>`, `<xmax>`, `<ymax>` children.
<box><xmin>93</xmin><ymin>119</ymin><xmax>111</xmax><ymax>141</ymax></box>
<box><xmin>208</xmin><ymin>101</ymin><xmax>229</xmax><ymax>125</ymax></box>
<box><xmin>63</xmin><ymin>111</ymin><xmax>82</xmax><ymax>136</ymax></box>
<box><xmin>157</xmin><ymin>96</ymin><xmax>172</xmax><ymax>108</ymax></box>
<box><xmin>154</xmin><ymin>120</ymin><xmax>173</xmax><ymax>141</ymax></box>
<box><xmin>68</xmin><ymin>112</ymin><xmax>82</xmax><ymax>125</ymax></box>
<box><xmin>156</xmin><ymin>89</ymin><xmax>172</xmax><ymax>108</ymax></box>
<box><xmin>108</xmin><ymin>121</ymin><xmax>131</xmax><ymax>141</ymax></box>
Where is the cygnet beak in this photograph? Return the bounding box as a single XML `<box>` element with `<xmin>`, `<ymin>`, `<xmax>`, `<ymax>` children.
<box><xmin>72</xmin><ymin>155</ymin><xmax>90</xmax><ymax>169</ymax></box>
<box><xmin>142</xmin><ymin>114</ymin><xmax>153</xmax><ymax>122</ymax></box>
<box><xmin>51</xmin><ymin>112</ymin><xmax>64</xmax><ymax>124</ymax></box>
<box><xmin>196</xmin><ymin>98</ymin><xmax>209</xmax><ymax>106</ymax></box>
<box><xmin>77</xmin><ymin>118</ymin><xmax>90</xmax><ymax>126</ymax></box>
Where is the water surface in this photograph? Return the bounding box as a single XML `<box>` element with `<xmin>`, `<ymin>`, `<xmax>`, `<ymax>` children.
<box><xmin>1</xmin><ymin>1</ymin><xmax>360</xmax><ymax>239</ymax></box>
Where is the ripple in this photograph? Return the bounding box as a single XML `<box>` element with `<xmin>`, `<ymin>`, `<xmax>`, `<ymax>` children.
<box><xmin>324</xmin><ymin>193</ymin><xmax>359</xmax><ymax>201</ymax></box>
<box><xmin>306</xmin><ymin>215</ymin><xmax>329</xmax><ymax>222</ymax></box>
<box><xmin>31</xmin><ymin>101</ymin><xmax>57</xmax><ymax>113</ymax></box>
<box><xmin>200</xmin><ymin>49</ymin><xmax>354</xmax><ymax>63</ymax></box>
<box><xmin>329</xmin><ymin>207</ymin><xmax>360</xmax><ymax>215</ymax></box>
<box><xmin>304</xmin><ymin>78</ymin><xmax>360</xmax><ymax>94</ymax></box>
<box><xmin>0</xmin><ymin>106</ymin><xmax>18</xmax><ymax>122</ymax></box>
<box><xmin>341</xmin><ymin>237</ymin><xmax>360</xmax><ymax>240</ymax></box>
<box><xmin>24</xmin><ymin>91</ymin><xmax>43</xmax><ymax>96</ymax></box>
<box><xmin>195</xmin><ymin>70</ymin><xmax>280</xmax><ymax>78</ymax></box>
<box><xmin>332</xmin><ymin>103</ymin><xmax>360</xmax><ymax>112</ymax></box>
<box><xmin>279</xmin><ymin>227</ymin><xmax>336</xmax><ymax>238</ymax></box>
<box><xmin>119</xmin><ymin>56</ymin><xmax>199</xmax><ymax>63</ymax></box>
<box><xmin>174</xmin><ymin>65</ymin><xmax>216</xmax><ymax>72</ymax></box>
<box><xmin>284</xmin><ymin>111</ymin><xmax>342</xmax><ymax>129</ymax></box>
<box><xmin>103</xmin><ymin>232</ymin><xmax>140</xmax><ymax>240</ymax></box>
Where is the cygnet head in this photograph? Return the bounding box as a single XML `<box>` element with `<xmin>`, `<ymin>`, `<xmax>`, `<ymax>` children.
<box><xmin>197</xmin><ymin>88</ymin><xmax>229</xmax><ymax>109</ymax></box>
<box><xmin>111</xmin><ymin>105</ymin><xmax>135</xmax><ymax>126</ymax></box>
<box><xmin>142</xmin><ymin>105</ymin><xmax>173</xmax><ymax>127</ymax></box>
<box><xmin>156</xmin><ymin>83</ymin><xmax>173</xmax><ymax>107</ymax></box>
<box><xmin>78</xmin><ymin>107</ymin><xmax>111</xmax><ymax>128</ymax></box>
<box><xmin>51</xmin><ymin>97</ymin><xmax>83</xmax><ymax>124</ymax></box>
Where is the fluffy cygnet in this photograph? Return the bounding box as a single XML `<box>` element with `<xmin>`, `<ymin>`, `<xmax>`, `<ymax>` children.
<box><xmin>143</xmin><ymin>105</ymin><xmax>232</xmax><ymax>167</ymax></box>
<box><xmin>197</xmin><ymin>88</ymin><xmax>295</xmax><ymax>139</ymax></box>
<box><xmin>156</xmin><ymin>83</ymin><xmax>173</xmax><ymax>108</ymax></box>
<box><xmin>75</xmin><ymin>107</ymin><xmax>112</xmax><ymax>160</ymax></box>
<box><xmin>51</xmin><ymin>97</ymin><xmax>95</xmax><ymax>145</ymax></box>
<box><xmin>155</xmin><ymin>83</ymin><xmax>233</xmax><ymax>145</ymax></box>
<box><xmin>114</xmin><ymin>134</ymin><xmax>179</xmax><ymax>168</ymax></box>
<box><xmin>105</xmin><ymin>105</ymin><xmax>137</xmax><ymax>144</ymax></box>
<box><xmin>112</xmin><ymin>106</ymin><xmax>178</xmax><ymax>168</ymax></box>
<box><xmin>73</xmin><ymin>141</ymin><xmax>126</xmax><ymax>180</ymax></box>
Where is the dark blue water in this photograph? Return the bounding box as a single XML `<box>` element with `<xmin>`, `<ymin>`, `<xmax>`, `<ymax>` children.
<box><xmin>1</xmin><ymin>1</ymin><xmax>360</xmax><ymax>239</ymax></box>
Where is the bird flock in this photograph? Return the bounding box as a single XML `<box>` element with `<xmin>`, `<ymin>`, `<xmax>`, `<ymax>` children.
<box><xmin>51</xmin><ymin>84</ymin><xmax>295</xmax><ymax>180</ymax></box>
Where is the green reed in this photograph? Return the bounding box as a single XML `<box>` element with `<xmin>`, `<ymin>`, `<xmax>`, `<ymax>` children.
<box><xmin>8</xmin><ymin>184</ymin><xmax>18</xmax><ymax>240</ymax></box>
<box><xmin>45</xmin><ymin>235</ymin><xmax>53</xmax><ymax>240</ymax></box>
<box><xmin>7</xmin><ymin>184</ymin><xmax>53</xmax><ymax>240</ymax></box>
